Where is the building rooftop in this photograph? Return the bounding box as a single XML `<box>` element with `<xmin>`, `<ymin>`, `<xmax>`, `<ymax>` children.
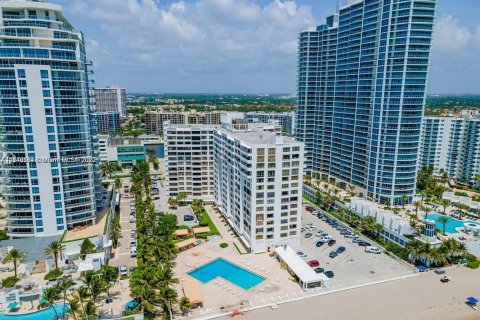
<box><xmin>216</xmin><ymin>124</ymin><xmax>300</xmax><ymax>147</ymax></box>
<box><xmin>0</xmin><ymin>235</ymin><xmax>61</xmax><ymax>262</ymax></box>
<box><xmin>110</xmin><ymin>137</ymin><xmax>142</xmax><ymax>146</ymax></box>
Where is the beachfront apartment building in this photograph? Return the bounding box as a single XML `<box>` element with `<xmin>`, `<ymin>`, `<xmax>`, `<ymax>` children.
<box><xmin>164</xmin><ymin>124</ymin><xmax>216</xmax><ymax>199</ymax></box>
<box><xmin>164</xmin><ymin>122</ymin><xmax>304</xmax><ymax>252</ymax></box>
<box><xmin>296</xmin><ymin>0</ymin><xmax>437</xmax><ymax>205</ymax></box>
<box><xmin>0</xmin><ymin>0</ymin><xmax>102</xmax><ymax>237</ymax></box>
<box><xmin>420</xmin><ymin>112</ymin><xmax>480</xmax><ymax>184</ymax></box>
<box><xmin>213</xmin><ymin>124</ymin><xmax>304</xmax><ymax>253</ymax></box>
<box><xmin>95</xmin><ymin>111</ymin><xmax>120</xmax><ymax>134</ymax></box>
<box><xmin>94</xmin><ymin>85</ymin><xmax>127</xmax><ymax>116</ymax></box>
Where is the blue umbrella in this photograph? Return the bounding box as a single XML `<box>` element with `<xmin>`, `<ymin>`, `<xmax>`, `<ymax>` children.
<box><xmin>417</xmin><ymin>265</ymin><xmax>427</xmax><ymax>272</ymax></box>
<box><xmin>467</xmin><ymin>297</ymin><xmax>478</xmax><ymax>304</ymax></box>
<box><xmin>126</xmin><ymin>300</ymin><xmax>138</xmax><ymax>309</ymax></box>
<box><xmin>7</xmin><ymin>302</ymin><xmax>18</xmax><ymax>310</ymax></box>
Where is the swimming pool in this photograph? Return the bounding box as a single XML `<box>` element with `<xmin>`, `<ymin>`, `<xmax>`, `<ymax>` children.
<box><xmin>426</xmin><ymin>214</ymin><xmax>480</xmax><ymax>234</ymax></box>
<box><xmin>0</xmin><ymin>303</ymin><xmax>68</xmax><ymax>320</ymax></box>
<box><xmin>188</xmin><ymin>258</ymin><xmax>265</xmax><ymax>290</ymax></box>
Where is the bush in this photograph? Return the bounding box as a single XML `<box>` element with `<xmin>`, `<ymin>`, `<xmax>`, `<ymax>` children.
<box><xmin>454</xmin><ymin>191</ymin><xmax>469</xmax><ymax>197</ymax></box>
<box><xmin>462</xmin><ymin>253</ymin><xmax>478</xmax><ymax>263</ymax></box>
<box><xmin>219</xmin><ymin>242</ymin><xmax>228</xmax><ymax>248</ymax></box>
<box><xmin>466</xmin><ymin>260</ymin><xmax>480</xmax><ymax>269</ymax></box>
<box><xmin>1</xmin><ymin>276</ymin><xmax>19</xmax><ymax>288</ymax></box>
<box><xmin>44</xmin><ymin>268</ymin><xmax>63</xmax><ymax>280</ymax></box>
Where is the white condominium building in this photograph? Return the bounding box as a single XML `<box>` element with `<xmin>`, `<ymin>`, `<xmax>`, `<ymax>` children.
<box><xmin>95</xmin><ymin>85</ymin><xmax>127</xmax><ymax>116</ymax></box>
<box><xmin>420</xmin><ymin>112</ymin><xmax>480</xmax><ymax>184</ymax></box>
<box><xmin>164</xmin><ymin>124</ymin><xmax>215</xmax><ymax>199</ymax></box>
<box><xmin>213</xmin><ymin>124</ymin><xmax>304</xmax><ymax>252</ymax></box>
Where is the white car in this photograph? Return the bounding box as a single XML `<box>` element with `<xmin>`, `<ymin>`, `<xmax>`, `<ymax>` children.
<box><xmin>315</xmin><ymin>231</ymin><xmax>325</xmax><ymax>237</ymax></box>
<box><xmin>120</xmin><ymin>265</ymin><xmax>128</xmax><ymax>277</ymax></box>
<box><xmin>130</xmin><ymin>246</ymin><xmax>137</xmax><ymax>257</ymax></box>
<box><xmin>296</xmin><ymin>251</ymin><xmax>307</xmax><ymax>258</ymax></box>
<box><xmin>319</xmin><ymin>235</ymin><xmax>332</xmax><ymax>242</ymax></box>
<box><xmin>365</xmin><ymin>246</ymin><xmax>381</xmax><ymax>254</ymax></box>
<box><xmin>129</xmin><ymin>215</ymin><xmax>135</xmax><ymax>223</ymax></box>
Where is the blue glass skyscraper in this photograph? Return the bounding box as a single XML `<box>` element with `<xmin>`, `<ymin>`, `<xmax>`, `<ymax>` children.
<box><xmin>296</xmin><ymin>0</ymin><xmax>437</xmax><ymax>205</ymax></box>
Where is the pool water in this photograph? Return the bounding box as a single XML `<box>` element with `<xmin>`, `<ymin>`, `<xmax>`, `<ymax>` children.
<box><xmin>188</xmin><ymin>258</ymin><xmax>264</xmax><ymax>290</ymax></box>
<box><xmin>0</xmin><ymin>303</ymin><xmax>68</xmax><ymax>320</ymax></box>
<box><xmin>426</xmin><ymin>214</ymin><xmax>480</xmax><ymax>234</ymax></box>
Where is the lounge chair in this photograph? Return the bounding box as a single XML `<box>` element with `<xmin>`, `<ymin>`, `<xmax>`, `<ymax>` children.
<box><xmin>232</xmin><ymin>291</ymin><xmax>237</xmax><ymax>295</ymax></box>
<box><xmin>238</xmin><ymin>293</ymin><xmax>243</xmax><ymax>297</ymax></box>
<box><xmin>265</xmin><ymin>271</ymin><xmax>271</xmax><ymax>274</ymax></box>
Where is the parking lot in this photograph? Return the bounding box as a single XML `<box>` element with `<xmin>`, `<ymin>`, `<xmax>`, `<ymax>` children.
<box><xmin>298</xmin><ymin>204</ymin><xmax>414</xmax><ymax>288</ymax></box>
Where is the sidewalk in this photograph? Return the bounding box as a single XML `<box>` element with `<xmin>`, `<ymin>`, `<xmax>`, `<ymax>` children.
<box><xmin>205</xmin><ymin>205</ymin><xmax>249</xmax><ymax>254</ymax></box>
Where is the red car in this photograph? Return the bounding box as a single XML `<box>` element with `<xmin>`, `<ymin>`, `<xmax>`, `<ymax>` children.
<box><xmin>307</xmin><ymin>260</ymin><xmax>319</xmax><ymax>267</ymax></box>
<box><xmin>306</xmin><ymin>206</ymin><xmax>314</xmax><ymax>212</ymax></box>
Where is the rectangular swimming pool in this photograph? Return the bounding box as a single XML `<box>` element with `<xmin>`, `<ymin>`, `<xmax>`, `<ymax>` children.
<box><xmin>188</xmin><ymin>258</ymin><xmax>265</xmax><ymax>290</ymax></box>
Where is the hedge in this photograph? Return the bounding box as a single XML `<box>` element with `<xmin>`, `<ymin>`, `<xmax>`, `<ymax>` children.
<box><xmin>44</xmin><ymin>268</ymin><xmax>63</xmax><ymax>280</ymax></box>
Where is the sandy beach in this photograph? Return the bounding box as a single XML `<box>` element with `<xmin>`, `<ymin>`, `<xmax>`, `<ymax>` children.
<box><xmin>227</xmin><ymin>267</ymin><xmax>480</xmax><ymax>320</ymax></box>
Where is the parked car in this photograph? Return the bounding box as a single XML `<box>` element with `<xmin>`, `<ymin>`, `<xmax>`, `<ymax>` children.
<box><xmin>306</xmin><ymin>206</ymin><xmax>315</xmax><ymax>212</ymax></box>
<box><xmin>324</xmin><ymin>271</ymin><xmax>335</xmax><ymax>278</ymax></box>
<box><xmin>434</xmin><ymin>268</ymin><xmax>446</xmax><ymax>275</ymax></box>
<box><xmin>365</xmin><ymin>246</ymin><xmax>381</xmax><ymax>254</ymax></box>
<box><xmin>336</xmin><ymin>246</ymin><xmax>346</xmax><ymax>254</ymax></box>
<box><xmin>301</xmin><ymin>227</ymin><xmax>306</xmax><ymax>233</ymax></box>
<box><xmin>313</xmin><ymin>267</ymin><xmax>325</xmax><ymax>274</ymax></box>
<box><xmin>130</xmin><ymin>238</ymin><xmax>136</xmax><ymax>246</ymax></box>
<box><xmin>352</xmin><ymin>238</ymin><xmax>362</xmax><ymax>243</ymax></box>
<box><xmin>327</xmin><ymin>239</ymin><xmax>336</xmax><ymax>246</ymax></box>
<box><xmin>344</xmin><ymin>233</ymin><xmax>356</xmax><ymax>238</ymax></box>
<box><xmin>120</xmin><ymin>265</ymin><xmax>128</xmax><ymax>277</ymax></box>
<box><xmin>305</xmin><ymin>233</ymin><xmax>313</xmax><ymax>239</ymax></box>
<box><xmin>329</xmin><ymin>251</ymin><xmax>338</xmax><ymax>258</ymax></box>
<box><xmin>315</xmin><ymin>241</ymin><xmax>324</xmax><ymax>248</ymax></box>
<box><xmin>319</xmin><ymin>235</ymin><xmax>332</xmax><ymax>242</ymax></box>
<box><xmin>130</xmin><ymin>246</ymin><xmax>137</xmax><ymax>257</ymax></box>
<box><xmin>358</xmin><ymin>241</ymin><xmax>371</xmax><ymax>247</ymax></box>
<box><xmin>129</xmin><ymin>215</ymin><xmax>135</xmax><ymax>223</ymax></box>
<box><xmin>315</xmin><ymin>231</ymin><xmax>326</xmax><ymax>237</ymax></box>
<box><xmin>307</xmin><ymin>260</ymin><xmax>320</xmax><ymax>267</ymax></box>
<box><xmin>297</xmin><ymin>251</ymin><xmax>307</xmax><ymax>258</ymax></box>
<box><xmin>130</xmin><ymin>230</ymin><xmax>136</xmax><ymax>237</ymax></box>
<box><xmin>184</xmin><ymin>215</ymin><xmax>195</xmax><ymax>222</ymax></box>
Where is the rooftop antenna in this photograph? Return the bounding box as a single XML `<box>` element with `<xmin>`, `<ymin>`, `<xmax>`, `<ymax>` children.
<box><xmin>336</xmin><ymin>0</ymin><xmax>340</xmax><ymax>13</ymax></box>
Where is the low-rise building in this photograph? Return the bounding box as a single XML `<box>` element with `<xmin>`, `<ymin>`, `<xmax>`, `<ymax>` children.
<box><xmin>105</xmin><ymin>138</ymin><xmax>146</xmax><ymax>166</ymax></box>
<box><xmin>246</xmin><ymin>111</ymin><xmax>295</xmax><ymax>135</ymax></box>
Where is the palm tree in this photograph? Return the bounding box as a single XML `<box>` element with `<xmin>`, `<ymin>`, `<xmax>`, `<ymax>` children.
<box><xmin>57</xmin><ymin>277</ymin><xmax>75</xmax><ymax>319</ymax></box>
<box><xmin>405</xmin><ymin>239</ymin><xmax>422</xmax><ymax>262</ymax></box>
<box><xmin>131</xmin><ymin>284</ymin><xmax>157</xmax><ymax>315</ymax></box>
<box><xmin>347</xmin><ymin>184</ymin><xmax>356</xmax><ymax>197</ymax></box>
<box><xmin>413</xmin><ymin>201</ymin><xmax>421</xmax><ymax>217</ymax></box>
<box><xmin>178</xmin><ymin>296</ymin><xmax>192</xmax><ymax>316</ymax></box>
<box><xmin>100</xmin><ymin>265</ymin><xmax>118</xmax><ymax>298</ymax></box>
<box><xmin>3</xmin><ymin>249</ymin><xmax>25</xmax><ymax>277</ymax></box>
<box><xmin>159</xmin><ymin>286</ymin><xmax>177</xmax><ymax>320</ymax></box>
<box><xmin>438</xmin><ymin>199</ymin><xmax>450</xmax><ymax>215</ymax></box>
<box><xmin>401</xmin><ymin>195</ymin><xmax>408</xmax><ymax>209</ymax></box>
<box><xmin>437</xmin><ymin>216</ymin><xmax>449</xmax><ymax>235</ymax></box>
<box><xmin>42</xmin><ymin>286</ymin><xmax>62</xmax><ymax>320</ymax></box>
<box><xmin>44</xmin><ymin>241</ymin><xmax>65</xmax><ymax>270</ymax></box>
<box><xmin>114</xmin><ymin>178</ymin><xmax>122</xmax><ymax>190</ymax></box>
<box><xmin>418</xmin><ymin>242</ymin><xmax>437</xmax><ymax>267</ymax></box>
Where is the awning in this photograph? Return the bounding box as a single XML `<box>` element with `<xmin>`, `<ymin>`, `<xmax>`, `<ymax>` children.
<box><xmin>193</xmin><ymin>226</ymin><xmax>210</xmax><ymax>234</ymax></box>
<box><xmin>182</xmin><ymin>279</ymin><xmax>202</xmax><ymax>305</ymax></box>
<box><xmin>174</xmin><ymin>238</ymin><xmax>197</xmax><ymax>250</ymax></box>
<box><xmin>7</xmin><ymin>302</ymin><xmax>18</xmax><ymax>309</ymax></box>
<box><xmin>78</xmin><ymin>261</ymin><xmax>94</xmax><ymax>272</ymax></box>
<box><xmin>467</xmin><ymin>297</ymin><xmax>479</xmax><ymax>304</ymax></box>
<box><xmin>174</xmin><ymin>229</ymin><xmax>189</xmax><ymax>237</ymax></box>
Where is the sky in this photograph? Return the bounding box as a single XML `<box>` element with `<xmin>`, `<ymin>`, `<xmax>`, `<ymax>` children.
<box><xmin>54</xmin><ymin>0</ymin><xmax>480</xmax><ymax>94</ymax></box>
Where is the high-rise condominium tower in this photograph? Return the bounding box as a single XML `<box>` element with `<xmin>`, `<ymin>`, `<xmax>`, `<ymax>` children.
<box><xmin>0</xmin><ymin>0</ymin><xmax>102</xmax><ymax>237</ymax></box>
<box><xmin>296</xmin><ymin>0</ymin><xmax>437</xmax><ymax>205</ymax></box>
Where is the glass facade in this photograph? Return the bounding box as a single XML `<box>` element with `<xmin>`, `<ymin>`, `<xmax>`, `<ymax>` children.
<box><xmin>296</xmin><ymin>0</ymin><xmax>437</xmax><ymax>205</ymax></box>
<box><xmin>0</xmin><ymin>1</ymin><xmax>102</xmax><ymax>237</ymax></box>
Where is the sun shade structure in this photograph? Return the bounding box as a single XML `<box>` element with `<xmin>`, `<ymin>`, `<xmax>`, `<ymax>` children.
<box><xmin>275</xmin><ymin>246</ymin><xmax>329</xmax><ymax>289</ymax></box>
<box><xmin>7</xmin><ymin>302</ymin><xmax>18</xmax><ymax>310</ymax></box>
<box><xmin>182</xmin><ymin>278</ymin><xmax>203</xmax><ymax>307</ymax></box>
<box><xmin>174</xmin><ymin>238</ymin><xmax>197</xmax><ymax>251</ymax></box>
<box><xmin>467</xmin><ymin>297</ymin><xmax>478</xmax><ymax>304</ymax></box>
<box><xmin>193</xmin><ymin>226</ymin><xmax>210</xmax><ymax>234</ymax></box>
<box><xmin>174</xmin><ymin>229</ymin><xmax>189</xmax><ymax>237</ymax></box>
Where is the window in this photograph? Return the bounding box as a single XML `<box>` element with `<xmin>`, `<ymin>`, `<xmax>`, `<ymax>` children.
<box><xmin>43</xmin><ymin>90</ymin><xmax>50</xmax><ymax>97</ymax></box>
<box><xmin>19</xmin><ymin>80</ymin><xmax>27</xmax><ymax>87</ymax></box>
<box><xmin>55</xmin><ymin>202</ymin><xmax>62</xmax><ymax>209</ymax></box>
<box><xmin>27</xmin><ymin>144</ymin><xmax>35</xmax><ymax>151</ymax></box>
<box><xmin>20</xmin><ymin>89</ymin><xmax>28</xmax><ymax>97</ymax></box>
<box><xmin>49</xmin><ymin>143</ymin><xmax>56</xmax><ymax>151</ymax></box>
<box><xmin>47</xmin><ymin>126</ymin><xmax>54</xmax><ymax>133</ymax></box>
<box><xmin>52</xmin><ymin>169</ymin><xmax>59</xmax><ymax>176</ymax></box>
<box><xmin>25</xmin><ymin>126</ymin><xmax>32</xmax><ymax>133</ymax></box>
<box><xmin>34</xmin><ymin>203</ymin><xmax>41</xmax><ymax>210</ymax></box>
<box><xmin>36</xmin><ymin>220</ymin><xmax>43</xmax><ymax>226</ymax></box>
<box><xmin>44</xmin><ymin>99</ymin><xmax>52</xmax><ymax>106</ymax></box>
<box><xmin>17</xmin><ymin>69</ymin><xmax>25</xmax><ymax>78</ymax></box>
<box><xmin>24</xmin><ymin>117</ymin><xmax>31</xmax><ymax>124</ymax></box>
<box><xmin>35</xmin><ymin>212</ymin><xmax>42</xmax><ymax>218</ymax></box>
<box><xmin>28</xmin><ymin>153</ymin><xmax>35</xmax><ymax>158</ymax></box>
<box><xmin>48</xmin><ymin>135</ymin><xmax>55</xmax><ymax>142</ymax></box>
<box><xmin>40</xmin><ymin>70</ymin><xmax>49</xmax><ymax>79</ymax></box>
<box><xmin>32</xmin><ymin>187</ymin><xmax>39</xmax><ymax>193</ymax></box>
<box><xmin>56</xmin><ymin>210</ymin><xmax>63</xmax><ymax>217</ymax></box>
<box><xmin>26</xmin><ymin>135</ymin><xmax>33</xmax><ymax>142</ymax></box>
<box><xmin>56</xmin><ymin>218</ymin><xmax>64</xmax><ymax>224</ymax></box>
<box><xmin>30</xmin><ymin>170</ymin><xmax>37</xmax><ymax>177</ymax></box>
<box><xmin>46</xmin><ymin>117</ymin><xmax>54</xmax><ymax>124</ymax></box>
<box><xmin>23</xmin><ymin>108</ymin><xmax>30</xmax><ymax>115</ymax></box>
<box><xmin>57</xmin><ymin>226</ymin><xmax>64</xmax><ymax>231</ymax></box>
<box><xmin>36</xmin><ymin>228</ymin><xmax>44</xmax><ymax>233</ymax></box>
<box><xmin>54</xmin><ymin>193</ymin><xmax>61</xmax><ymax>200</ymax></box>
<box><xmin>22</xmin><ymin>99</ymin><xmax>29</xmax><ymax>106</ymax></box>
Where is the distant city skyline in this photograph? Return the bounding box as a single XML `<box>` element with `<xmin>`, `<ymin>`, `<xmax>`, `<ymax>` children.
<box><xmin>55</xmin><ymin>0</ymin><xmax>480</xmax><ymax>94</ymax></box>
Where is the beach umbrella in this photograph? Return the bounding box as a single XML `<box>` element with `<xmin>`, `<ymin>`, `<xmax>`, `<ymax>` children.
<box><xmin>7</xmin><ymin>302</ymin><xmax>18</xmax><ymax>310</ymax></box>
<box><xmin>466</xmin><ymin>297</ymin><xmax>478</xmax><ymax>304</ymax></box>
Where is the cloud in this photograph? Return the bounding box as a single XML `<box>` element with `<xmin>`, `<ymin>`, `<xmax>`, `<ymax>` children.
<box><xmin>433</xmin><ymin>15</ymin><xmax>472</xmax><ymax>52</ymax></box>
<box><xmin>66</xmin><ymin>0</ymin><xmax>316</xmax><ymax>91</ymax></box>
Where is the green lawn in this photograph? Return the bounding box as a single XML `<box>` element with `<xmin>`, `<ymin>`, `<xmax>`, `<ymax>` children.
<box><xmin>199</xmin><ymin>208</ymin><xmax>220</xmax><ymax>236</ymax></box>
